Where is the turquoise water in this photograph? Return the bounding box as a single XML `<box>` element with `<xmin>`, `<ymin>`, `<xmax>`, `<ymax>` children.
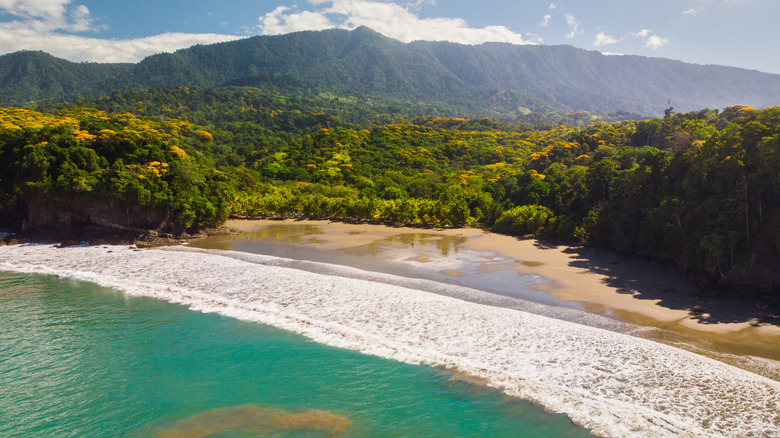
<box><xmin>0</xmin><ymin>272</ymin><xmax>593</xmax><ymax>437</ymax></box>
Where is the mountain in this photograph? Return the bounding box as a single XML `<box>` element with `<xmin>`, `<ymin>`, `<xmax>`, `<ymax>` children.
<box><xmin>0</xmin><ymin>50</ymin><xmax>131</xmax><ymax>104</ymax></box>
<box><xmin>2</xmin><ymin>27</ymin><xmax>779</xmax><ymax>116</ymax></box>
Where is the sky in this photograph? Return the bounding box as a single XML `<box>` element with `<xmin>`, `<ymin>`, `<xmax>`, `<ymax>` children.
<box><xmin>0</xmin><ymin>0</ymin><xmax>777</xmax><ymax>74</ymax></box>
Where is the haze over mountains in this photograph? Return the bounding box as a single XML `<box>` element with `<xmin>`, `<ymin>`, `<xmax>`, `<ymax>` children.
<box><xmin>1</xmin><ymin>26</ymin><xmax>779</xmax><ymax>117</ymax></box>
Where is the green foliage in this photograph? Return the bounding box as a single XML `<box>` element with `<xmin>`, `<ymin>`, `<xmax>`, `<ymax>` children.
<box><xmin>492</xmin><ymin>205</ymin><xmax>554</xmax><ymax>236</ymax></box>
<box><xmin>3</xmin><ymin>91</ymin><xmax>780</xmax><ymax>300</ymax></box>
<box><xmin>0</xmin><ymin>107</ymin><xmax>228</xmax><ymax>231</ymax></box>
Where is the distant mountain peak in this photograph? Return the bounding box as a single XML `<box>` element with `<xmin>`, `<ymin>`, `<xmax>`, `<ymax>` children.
<box><xmin>1</xmin><ymin>27</ymin><xmax>779</xmax><ymax>116</ymax></box>
<box><xmin>351</xmin><ymin>25</ymin><xmax>380</xmax><ymax>35</ymax></box>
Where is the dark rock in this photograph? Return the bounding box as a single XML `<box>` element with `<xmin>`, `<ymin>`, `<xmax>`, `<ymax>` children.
<box><xmin>134</xmin><ymin>238</ymin><xmax>179</xmax><ymax>248</ymax></box>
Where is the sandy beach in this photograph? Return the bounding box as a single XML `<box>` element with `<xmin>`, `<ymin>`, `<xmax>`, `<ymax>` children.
<box><xmin>4</xmin><ymin>223</ymin><xmax>779</xmax><ymax>437</ymax></box>
<box><xmin>212</xmin><ymin>218</ymin><xmax>780</xmax><ymax>369</ymax></box>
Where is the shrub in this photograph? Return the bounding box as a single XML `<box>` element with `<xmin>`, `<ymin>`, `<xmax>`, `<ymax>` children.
<box><xmin>491</xmin><ymin>204</ymin><xmax>553</xmax><ymax>236</ymax></box>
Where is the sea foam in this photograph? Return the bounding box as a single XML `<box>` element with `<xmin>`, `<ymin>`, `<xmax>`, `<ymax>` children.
<box><xmin>1</xmin><ymin>244</ymin><xmax>778</xmax><ymax>438</ymax></box>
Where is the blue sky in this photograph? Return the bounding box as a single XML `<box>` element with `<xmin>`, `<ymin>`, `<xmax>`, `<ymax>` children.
<box><xmin>0</xmin><ymin>0</ymin><xmax>777</xmax><ymax>74</ymax></box>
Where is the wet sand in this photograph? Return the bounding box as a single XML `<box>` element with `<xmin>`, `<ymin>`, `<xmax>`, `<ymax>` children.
<box><xmin>204</xmin><ymin>219</ymin><xmax>780</xmax><ymax>372</ymax></box>
<box><xmin>467</xmin><ymin>233</ymin><xmax>780</xmax><ymax>361</ymax></box>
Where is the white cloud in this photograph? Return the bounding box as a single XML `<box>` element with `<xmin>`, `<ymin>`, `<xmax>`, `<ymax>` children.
<box><xmin>549</xmin><ymin>3</ymin><xmax>557</xmax><ymax>9</ymax></box>
<box><xmin>564</xmin><ymin>14</ymin><xmax>583</xmax><ymax>38</ymax></box>
<box><xmin>257</xmin><ymin>0</ymin><xmax>535</xmax><ymax>46</ymax></box>
<box><xmin>66</xmin><ymin>4</ymin><xmax>94</xmax><ymax>32</ymax></box>
<box><xmin>0</xmin><ymin>25</ymin><xmax>242</xmax><ymax>62</ymax></box>
<box><xmin>0</xmin><ymin>0</ymin><xmax>68</xmax><ymax>21</ymax></box>
<box><xmin>540</xmin><ymin>14</ymin><xmax>551</xmax><ymax>26</ymax></box>
<box><xmin>259</xmin><ymin>6</ymin><xmax>336</xmax><ymax>34</ymax></box>
<box><xmin>525</xmin><ymin>33</ymin><xmax>543</xmax><ymax>44</ymax></box>
<box><xmin>0</xmin><ymin>0</ymin><xmax>243</xmax><ymax>62</ymax></box>
<box><xmin>630</xmin><ymin>28</ymin><xmax>669</xmax><ymax>51</ymax></box>
<box><xmin>635</xmin><ymin>28</ymin><xmax>651</xmax><ymax>38</ymax></box>
<box><xmin>618</xmin><ymin>28</ymin><xmax>669</xmax><ymax>52</ymax></box>
<box><xmin>682</xmin><ymin>8</ymin><xmax>697</xmax><ymax>15</ymax></box>
<box><xmin>405</xmin><ymin>0</ymin><xmax>436</xmax><ymax>8</ymax></box>
<box><xmin>0</xmin><ymin>0</ymin><xmax>100</xmax><ymax>32</ymax></box>
<box><xmin>644</xmin><ymin>34</ymin><xmax>669</xmax><ymax>50</ymax></box>
<box><xmin>593</xmin><ymin>31</ymin><xmax>618</xmax><ymax>47</ymax></box>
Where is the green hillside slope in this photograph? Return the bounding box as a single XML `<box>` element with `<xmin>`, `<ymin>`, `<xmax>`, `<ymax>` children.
<box><xmin>2</xmin><ymin>27</ymin><xmax>779</xmax><ymax>117</ymax></box>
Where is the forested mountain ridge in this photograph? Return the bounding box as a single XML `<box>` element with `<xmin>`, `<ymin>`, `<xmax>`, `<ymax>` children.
<box><xmin>2</xmin><ymin>27</ymin><xmax>779</xmax><ymax>117</ymax></box>
<box><xmin>0</xmin><ymin>50</ymin><xmax>131</xmax><ymax>104</ymax></box>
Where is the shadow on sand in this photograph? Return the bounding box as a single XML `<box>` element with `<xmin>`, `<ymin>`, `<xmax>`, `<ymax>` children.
<box><xmin>534</xmin><ymin>240</ymin><xmax>779</xmax><ymax>326</ymax></box>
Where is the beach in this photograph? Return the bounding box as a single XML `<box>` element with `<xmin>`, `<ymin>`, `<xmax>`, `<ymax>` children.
<box><xmin>2</xmin><ymin>241</ymin><xmax>779</xmax><ymax>437</ymax></box>
<box><xmin>2</xmin><ymin>219</ymin><xmax>779</xmax><ymax>437</ymax></box>
<box><xmin>214</xmin><ymin>219</ymin><xmax>780</xmax><ymax>368</ymax></box>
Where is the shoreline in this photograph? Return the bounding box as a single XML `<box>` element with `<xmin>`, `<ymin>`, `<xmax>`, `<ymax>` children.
<box><xmin>216</xmin><ymin>218</ymin><xmax>780</xmax><ymax>366</ymax></box>
<box><xmin>5</xmin><ymin>216</ymin><xmax>778</xmax><ymax>367</ymax></box>
<box><xmin>2</xmin><ymin>243</ymin><xmax>777</xmax><ymax>437</ymax></box>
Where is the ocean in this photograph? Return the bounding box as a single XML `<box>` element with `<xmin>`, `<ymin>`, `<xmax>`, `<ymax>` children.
<box><xmin>0</xmin><ymin>270</ymin><xmax>589</xmax><ymax>437</ymax></box>
<box><xmin>0</xmin><ymin>243</ymin><xmax>778</xmax><ymax>437</ymax></box>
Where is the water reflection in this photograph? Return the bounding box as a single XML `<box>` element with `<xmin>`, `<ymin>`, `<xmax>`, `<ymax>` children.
<box><xmin>242</xmin><ymin>224</ymin><xmax>324</xmax><ymax>245</ymax></box>
<box><xmin>352</xmin><ymin>233</ymin><xmax>471</xmax><ymax>258</ymax></box>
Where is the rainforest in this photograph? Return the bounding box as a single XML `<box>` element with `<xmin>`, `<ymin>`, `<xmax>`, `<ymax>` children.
<box><xmin>0</xmin><ymin>85</ymin><xmax>778</xmax><ymax>303</ymax></box>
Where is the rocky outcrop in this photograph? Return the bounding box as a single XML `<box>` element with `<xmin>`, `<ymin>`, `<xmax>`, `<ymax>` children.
<box><xmin>20</xmin><ymin>194</ymin><xmax>176</xmax><ymax>237</ymax></box>
<box><xmin>1</xmin><ymin>194</ymin><xmax>237</xmax><ymax>246</ymax></box>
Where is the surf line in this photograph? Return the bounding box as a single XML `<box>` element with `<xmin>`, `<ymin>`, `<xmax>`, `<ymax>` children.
<box><xmin>0</xmin><ymin>244</ymin><xmax>778</xmax><ymax>438</ymax></box>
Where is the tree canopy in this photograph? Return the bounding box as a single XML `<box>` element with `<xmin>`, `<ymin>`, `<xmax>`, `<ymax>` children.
<box><xmin>1</xmin><ymin>87</ymin><xmax>779</xmax><ymax>302</ymax></box>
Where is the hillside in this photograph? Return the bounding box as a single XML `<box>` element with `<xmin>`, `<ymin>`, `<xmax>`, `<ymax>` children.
<box><xmin>0</xmin><ymin>51</ymin><xmax>131</xmax><ymax>104</ymax></box>
<box><xmin>1</xmin><ymin>27</ymin><xmax>779</xmax><ymax>116</ymax></box>
<box><xmin>1</xmin><ymin>89</ymin><xmax>779</xmax><ymax>302</ymax></box>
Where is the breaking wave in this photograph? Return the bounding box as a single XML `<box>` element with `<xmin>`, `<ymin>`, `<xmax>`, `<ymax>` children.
<box><xmin>1</xmin><ymin>244</ymin><xmax>778</xmax><ymax>437</ymax></box>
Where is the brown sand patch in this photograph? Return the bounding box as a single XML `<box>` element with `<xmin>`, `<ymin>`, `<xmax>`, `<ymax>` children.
<box><xmin>155</xmin><ymin>404</ymin><xmax>351</xmax><ymax>437</ymax></box>
<box><xmin>476</xmin><ymin>263</ymin><xmax>513</xmax><ymax>274</ymax></box>
<box><xmin>267</xmin><ymin>409</ymin><xmax>351</xmax><ymax>434</ymax></box>
<box><xmin>583</xmin><ymin>303</ymin><xmax>609</xmax><ymax>315</ymax></box>
<box><xmin>440</xmin><ymin>269</ymin><xmax>463</xmax><ymax>277</ymax></box>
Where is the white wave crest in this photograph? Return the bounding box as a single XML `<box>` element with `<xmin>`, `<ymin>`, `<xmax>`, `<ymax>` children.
<box><xmin>1</xmin><ymin>244</ymin><xmax>778</xmax><ymax>438</ymax></box>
